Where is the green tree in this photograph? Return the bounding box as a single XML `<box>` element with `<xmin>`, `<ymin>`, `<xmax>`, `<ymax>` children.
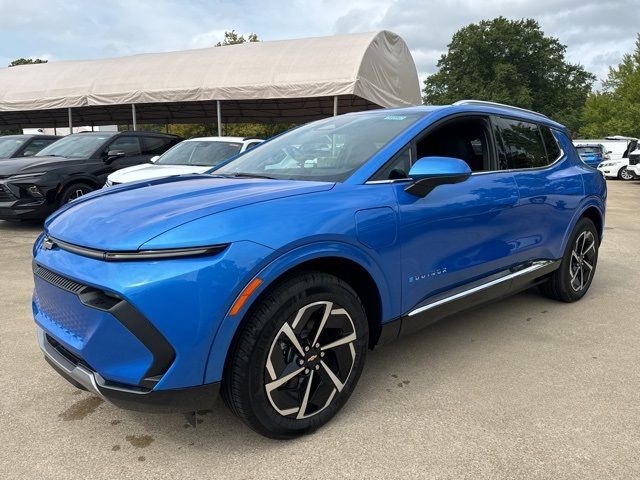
<box><xmin>580</xmin><ymin>35</ymin><xmax>640</xmax><ymax>138</ymax></box>
<box><xmin>423</xmin><ymin>17</ymin><xmax>595</xmax><ymax>133</ymax></box>
<box><xmin>8</xmin><ymin>57</ymin><xmax>48</xmax><ymax>67</ymax></box>
<box><xmin>215</xmin><ymin>30</ymin><xmax>259</xmax><ymax>46</ymax></box>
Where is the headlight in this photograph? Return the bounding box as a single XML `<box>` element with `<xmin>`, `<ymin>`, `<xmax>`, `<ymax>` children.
<box><xmin>43</xmin><ymin>235</ymin><xmax>228</xmax><ymax>261</ymax></box>
<box><xmin>9</xmin><ymin>172</ymin><xmax>46</xmax><ymax>180</ymax></box>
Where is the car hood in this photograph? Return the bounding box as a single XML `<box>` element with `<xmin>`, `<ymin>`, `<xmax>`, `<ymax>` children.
<box><xmin>45</xmin><ymin>175</ymin><xmax>335</xmax><ymax>251</ymax></box>
<box><xmin>0</xmin><ymin>156</ymin><xmax>86</xmax><ymax>175</ymax></box>
<box><xmin>108</xmin><ymin>164</ymin><xmax>210</xmax><ymax>184</ymax></box>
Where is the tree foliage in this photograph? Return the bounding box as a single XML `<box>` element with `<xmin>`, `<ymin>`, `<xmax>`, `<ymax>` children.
<box><xmin>8</xmin><ymin>57</ymin><xmax>48</xmax><ymax>67</ymax></box>
<box><xmin>579</xmin><ymin>35</ymin><xmax>640</xmax><ymax>138</ymax></box>
<box><xmin>423</xmin><ymin>17</ymin><xmax>595</xmax><ymax>133</ymax></box>
<box><xmin>215</xmin><ymin>30</ymin><xmax>259</xmax><ymax>46</ymax></box>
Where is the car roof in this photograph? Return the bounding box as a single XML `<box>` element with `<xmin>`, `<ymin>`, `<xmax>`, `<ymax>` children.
<box><xmin>74</xmin><ymin>131</ymin><xmax>181</xmax><ymax>139</ymax></box>
<box><xmin>574</xmin><ymin>143</ymin><xmax>604</xmax><ymax>147</ymax></box>
<box><xmin>182</xmin><ymin>136</ymin><xmax>263</xmax><ymax>142</ymax></box>
<box><xmin>0</xmin><ymin>134</ymin><xmax>61</xmax><ymax>139</ymax></box>
<box><xmin>347</xmin><ymin>103</ymin><xmax>566</xmax><ymax>130</ymax></box>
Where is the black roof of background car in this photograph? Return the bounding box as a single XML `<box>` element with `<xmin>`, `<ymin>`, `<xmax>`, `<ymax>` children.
<box><xmin>0</xmin><ymin>134</ymin><xmax>62</xmax><ymax>140</ymax></box>
<box><xmin>75</xmin><ymin>131</ymin><xmax>182</xmax><ymax>139</ymax></box>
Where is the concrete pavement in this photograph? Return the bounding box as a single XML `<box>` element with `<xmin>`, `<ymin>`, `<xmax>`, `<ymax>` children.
<box><xmin>1</xmin><ymin>180</ymin><xmax>639</xmax><ymax>479</ymax></box>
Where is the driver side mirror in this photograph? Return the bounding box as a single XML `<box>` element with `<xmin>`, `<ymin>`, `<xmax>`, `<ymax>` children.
<box><xmin>405</xmin><ymin>156</ymin><xmax>472</xmax><ymax>197</ymax></box>
<box><xmin>149</xmin><ymin>155</ymin><xmax>160</xmax><ymax>163</ymax></box>
<box><xmin>104</xmin><ymin>150</ymin><xmax>126</xmax><ymax>164</ymax></box>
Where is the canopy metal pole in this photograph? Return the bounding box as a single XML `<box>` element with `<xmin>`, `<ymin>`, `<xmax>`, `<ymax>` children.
<box><xmin>131</xmin><ymin>104</ymin><xmax>137</xmax><ymax>131</ymax></box>
<box><xmin>67</xmin><ymin>108</ymin><xmax>73</xmax><ymax>134</ymax></box>
<box><xmin>216</xmin><ymin>100</ymin><xmax>222</xmax><ymax>137</ymax></box>
<box><xmin>333</xmin><ymin>95</ymin><xmax>338</xmax><ymax>116</ymax></box>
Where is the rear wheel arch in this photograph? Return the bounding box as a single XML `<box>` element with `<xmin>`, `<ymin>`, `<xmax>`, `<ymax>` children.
<box><xmin>580</xmin><ymin>206</ymin><xmax>603</xmax><ymax>243</ymax></box>
<box><xmin>560</xmin><ymin>203</ymin><xmax>604</xmax><ymax>254</ymax></box>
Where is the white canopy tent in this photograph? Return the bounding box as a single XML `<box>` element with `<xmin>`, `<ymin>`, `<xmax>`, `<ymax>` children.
<box><xmin>0</xmin><ymin>31</ymin><xmax>421</xmax><ymax>133</ymax></box>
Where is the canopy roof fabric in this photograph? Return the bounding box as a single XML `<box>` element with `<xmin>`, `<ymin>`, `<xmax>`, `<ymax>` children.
<box><xmin>0</xmin><ymin>31</ymin><xmax>420</xmax><ymax>128</ymax></box>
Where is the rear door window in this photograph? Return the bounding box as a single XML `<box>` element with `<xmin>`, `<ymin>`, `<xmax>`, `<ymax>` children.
<box><xmin>496</xmin><ymin>117</ymin><xmax>548</xmax><ymax>169</ymax></box>
<box><xmin>108</xmin><ymin>136</ymin><xmax>142</xmax><ymax>156</ymax></box>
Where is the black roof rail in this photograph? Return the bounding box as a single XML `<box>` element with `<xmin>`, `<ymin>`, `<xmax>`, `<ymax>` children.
<box><xmin>453</xmin><ymin>100</ymin><xmax>549</xmax><ymax>119</ymax></box>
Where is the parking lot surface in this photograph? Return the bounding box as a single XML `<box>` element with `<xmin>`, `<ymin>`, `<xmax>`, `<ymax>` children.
<box><xmin>1</xmin><ymin>180</ymin><xmax>639</xmax><ymax>480</ymax></box>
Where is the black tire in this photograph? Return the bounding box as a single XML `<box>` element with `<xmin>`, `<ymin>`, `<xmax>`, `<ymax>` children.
<box><xmin>59</xmin><ymin>182</ymin><xmax>94</xmax><ymax>204</ymax></box>
<box><xmin>540</xmin><ymin>217</ymin><xmax>599</xmax><ymax>302</ymax></box>
<box><xmin>618</xmin><ymin>167</ymin><xmax>634</xmax><ymax>181</ymax></box>
<box><xmin>222</xmin><ymin>271</ymin><xmax>369</xmax><ymax>439</ymax></box>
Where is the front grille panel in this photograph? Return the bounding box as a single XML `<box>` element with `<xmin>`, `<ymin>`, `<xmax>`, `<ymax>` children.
<box><xmin>33</xmin><ymin>263</ymin><xmax>86</xmax><ymax>295</ymax></box>
<box><xmin>0</xmin><ymin>184</ymin><xmax>14</xmax><ymax>201</ymax></box>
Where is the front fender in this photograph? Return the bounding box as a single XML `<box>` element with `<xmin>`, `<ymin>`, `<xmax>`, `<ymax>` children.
<box><xmin>203</xmin><ymin>240</ymin><xmax>395</xmax><ymax>384</ymax></box>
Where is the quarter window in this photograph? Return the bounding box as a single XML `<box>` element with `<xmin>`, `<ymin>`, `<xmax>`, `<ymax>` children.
<box><xmin>496</xmin><ymin>117</ymin><xmax>548</xmax><ymax>169</ymax></box>
<box><xmin>142</xmin><ymin>136</ymin><xmax>175</xmax><ymax>155</ymax></box>
<box><xmin>540</xmin><ymin>126</ymin><xmax>561</xmax><ymax>161</ymax></box>
<box><xmin>371</xmin><ymin>146</ymin><xmax>412</xmax><ymax>181</ymax></box>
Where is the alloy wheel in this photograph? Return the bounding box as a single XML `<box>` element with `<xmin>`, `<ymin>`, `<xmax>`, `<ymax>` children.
<box><xmin>265</xmin><ymin>301</ymin><xmax>357</xmax><ymax>419</ymax></box>
<box><xmin>66</xmin><ymin>187</ymin><xmax>91</xmax><ymax>202</ymax></box>
<box><xmin>620</xmin><ymin>167</ymin><xmax>633</xmax><ymax>180</ymax></box>
<box><xmin>569</xmin><ymin>230</ymin><xmax>596</xmax><ymax>292</ymax></box>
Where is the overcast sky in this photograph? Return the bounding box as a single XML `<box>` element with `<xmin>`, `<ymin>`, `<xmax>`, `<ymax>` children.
<box><xmin>0</xmin><ymin>0</ymin><xmax>637</xmax><ymax>89</ymax></box>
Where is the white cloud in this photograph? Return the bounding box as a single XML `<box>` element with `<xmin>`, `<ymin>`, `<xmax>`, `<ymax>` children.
<box><xmin>0</xmin><ymin>0</ymin><xmax>635</xmax><ymax>89</ymax></box>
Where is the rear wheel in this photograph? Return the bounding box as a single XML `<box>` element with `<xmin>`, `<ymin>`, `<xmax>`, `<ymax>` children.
<box><xmin>222</xmin><ymin>271</ymin><xmax>368</xmax><ymax>439</ymax></box>
<box><xmin>540</xmin><ymin>217</ymin><xmax>599</xmax><ymax>302</ymax></box>
<box><xmin>59</xmin><ymin>182</ymin><xmax>94</xmax><ymax>204</ymax></box>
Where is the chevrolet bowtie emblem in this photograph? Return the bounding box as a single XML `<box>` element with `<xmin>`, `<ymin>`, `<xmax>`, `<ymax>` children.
<box><xmin>307</xmin><ymin>354</ymin><xmax>318</xmax><ymax>362</ymax></box>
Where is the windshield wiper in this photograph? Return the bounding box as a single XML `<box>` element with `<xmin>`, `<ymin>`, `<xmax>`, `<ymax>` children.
<box><xmin>213</xmin><ymin>172</ymin><xmax>278</xmax><ymax>180</ymax></box>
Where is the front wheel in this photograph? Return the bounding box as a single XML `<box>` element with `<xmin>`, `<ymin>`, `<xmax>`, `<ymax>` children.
<box><xmin>59</xmin><ymin>182</ymin><xmax>94</xmax><ymax>204</ymax></box>
<box><xmin>222</xmin><ymin>271</ymin><xmax>368</xmax><ymax>439</ymax></box>
<box><xmin>540</xmin><ymin>217</ymin><xmax>599</xmax><ymax>302</ymax></box>
<box><xmin>618</xmin><ymin>167</ymin><xmax>634</xmax><ymax>180</ymax></box>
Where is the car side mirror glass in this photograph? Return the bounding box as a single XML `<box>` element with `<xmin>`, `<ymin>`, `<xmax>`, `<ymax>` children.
<box><xmin>22</xmin><ymin>150</ymin><xmax>36</xmax><ymax>157</ymax></box>
<box><xmin>405</xmin><ymin>156</ymin><xmax>472</xmax><ymax>198</ymax></box>
<box><xmin>104</xmin><ymin>150</ymin><xmax>126</xmax><ymax>164</ymax></box>
<box><xmin>149</xmin><ymin>155</ymin><xmax>160</xmax><ymax>163</ymax></box>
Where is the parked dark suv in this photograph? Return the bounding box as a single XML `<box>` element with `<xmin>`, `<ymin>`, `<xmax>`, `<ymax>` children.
<box><xmin>0</xmin><ymin>131</ymin><xmax>182</xmax><ymax>220</ymax></box>
<box><xmin>0</xmin><ymin>134</ymin><xmax>61</xmax><ymax>159</ymax></box>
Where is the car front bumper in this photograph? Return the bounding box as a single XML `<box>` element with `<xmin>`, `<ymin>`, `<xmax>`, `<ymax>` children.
<box><xmin>32</xmin><ymin>234</ymin><xmax>274</xmax><ymax>403</ymax></box>
<box><xmin>38</xmin><ymin>326</ymin><xmax>220</xmax><ymax>413</ymax></box>
<box><xmin>0</xmin><ymin>183</ymin><xmax>57</xmax><ymax>220</ymax></box>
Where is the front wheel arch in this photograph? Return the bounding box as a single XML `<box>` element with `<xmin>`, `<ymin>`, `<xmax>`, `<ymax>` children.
<box><xmin>203</xmin><ymin>245</ymin><xmax>392</xmax><ymax>385</ymax></box>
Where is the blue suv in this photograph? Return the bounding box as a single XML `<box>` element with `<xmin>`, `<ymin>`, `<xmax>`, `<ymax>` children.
<box><xmin>32</xmin><ymin>101</ymin><xmax>606</xmax><ymax>438</ymax></box>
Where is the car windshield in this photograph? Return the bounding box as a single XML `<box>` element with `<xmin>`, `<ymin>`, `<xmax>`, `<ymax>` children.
<box><xmin>156</xmin><ymin>140</ymin><xmax>243</xmax><ymax>166</ymax></box>
<box><xmin>36</xmin><ymin>134</ymin><xmax>111</xmax><ymax>158</ymax></box>
<box><xmin>213</xmin><ymin>113</ymin><xmax>422</xmax><ymax>182</ymax></box>
<box><xmin>0</xmin><ymin>137</ymin><xmax>26</xmax><ymax>158</ymax></box>
<box><xmin>577</xmin><ymin>146</ymin><xmax>601</xmax><ymax>155</ymax></box>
